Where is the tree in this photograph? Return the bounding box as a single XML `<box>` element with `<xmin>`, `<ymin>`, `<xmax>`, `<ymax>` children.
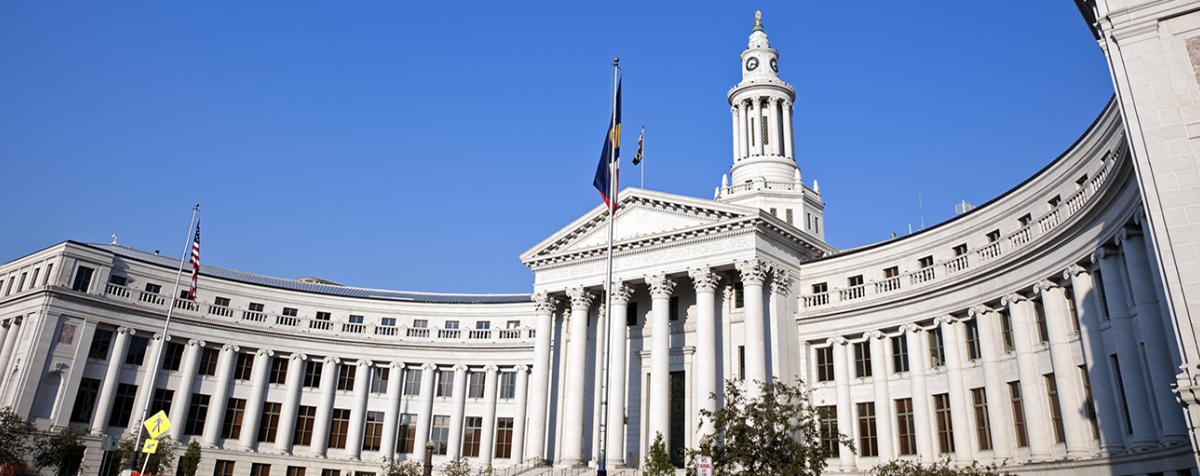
<box><xmin>381</xmin><ymin>459</ymin><xmax>421</xmax><ymax>476</ymax></box>
<box><xmin>440</xmin><ymin>457</ymin><xmax>471</xmax><ymax>476</ymax></box>
<box><xmin>33</xmin><ymin>427</ymin><xmax>88</xmax><ymax>475</ymax></box>
<box><xmin>116</xmin><ymin>435</ymin><xmax>179</xmax><ymax>476</ymax></box>
<box><xmin>870</xmin><ymin>459</ymin><xmax>1012</xmax><ymax>476</ymax></box>
<box><xmin>0</xmin><ymin>407</ymin><xmax>36</xmax><ymax>467</ymax></box>
<box><xmin>691</xmin><ymin>379</ymin><xmax>853</xmax><ymax>475</ymax></box>
<box><xmin>177</xmin><ymin>441</ymin><xmax>202</xmax><ymax>476</ymax></box>
<box><xmin>642</xmin><ymin>433</ymin><xmax>674</xmax><ymax>476</ymax></box>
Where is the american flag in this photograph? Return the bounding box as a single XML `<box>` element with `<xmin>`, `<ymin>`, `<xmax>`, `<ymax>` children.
<box><xmin>189</xmin><ymin>221</ymin><xmax>200</xmax><ymax>301</ymax></box>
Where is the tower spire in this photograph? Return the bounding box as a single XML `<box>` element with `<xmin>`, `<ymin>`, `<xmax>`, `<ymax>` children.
<box><xmin>753</xmin><ymin>10</ymin><xmax>763</xmax><ymax>32</ymax></box>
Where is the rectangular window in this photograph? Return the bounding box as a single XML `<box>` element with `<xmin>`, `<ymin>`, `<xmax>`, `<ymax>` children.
<box><xmin>816</xmin><ymin>346</ymin><xmax>834</xmax><ymax>382</ymax></box>
<box><xmin>818</xmin><ymin>405</ymin><xmax>839</xmax><ymax>457</ymax></box>
<box><xmin>30</xmin><ymin>269</ymin><xmax>40</xmax><ymax>289</ymax></box>
<box><xmin>144</xmin><ymin>283</ymin><xmax>162</xmax><ymax>294</ymax></box>
<box><xmin>150</xmin><ymin>389</ymin><xmax>174</xmax><ymax>416</ymax></box>
<box><xmin>286</xmin><ymin>468</ymin><xmax>306</xmax><ymax>476</ymax></box>
<box><xmin>214</xmin><ymin>296</ymin><xmax>231</xmax><ymax>307</ymax></box>
<box><xmin>199</xmin><ymin>347</ymin><xmax>220</xmax><ymax>377</ymax></box>
<box><xmin>185</xmin><ymin>394</ymin><xmax>210</xmax><ymax>435</ymax></box>
<box><xmin>971</xmin><ymin>387</ymin><xmax>993</xmax><ymax>450</ymax></box>
<box><xmin>88</xmin><ymin>329</ymin><xmax>113</xmax><ymax>360</ymax></box>
<box><xmin>987</xmin><ymin>229</ymin><xmax>1001</xmax><ymax>242</ymax></box>
<box><xmin>786</xmin><ymin>208</ymin><xmax>794</xmax><ymax>224</ymax></box>
<box><xmin>1110</xmin><ymin>355</ymin><xmax>1134</xmax><ymax>433</ymax></box>
<box><xmin>403</xmin><ymin>369</ymin><xmax>422</xmax><ymax>396</ymax></box>
<box><xmin>436</xmin><ymin>370</ymin><xmax>454</xmax><ymax>397</ymax></box>
<box><xmin>109</xmin><ymin>383</ymin><xmax>138</xmax><ymax>427</ymax></box>
<box><xmin>467</xmin><ymin>371</ymin><xmax>485</xmax><ymax>399</ymax></box>
<box><xmin>853</xmin><ymin>341</ymin><xmax>871</xmax><ymax>378</ymax></box>
<box><xmin>250</xmin><ymin>463</ymin><xmax>270</xmax><ymax>476</ymax></box>
<box><xmin>235</xmin><ymin>353</ymin><xmax>255</xmax><ymax>380</ymax></box>
<box><xmin>1018</xmin><ymin>213</ymin><xmax>1032</xmax><ymax>227</ymax></box>
<box><xmin>337</xmin><ymin>364</ymin><xmax>356</xmax><ymax>391</ymax></box>
<box><xmin>163</xmin><ymin>342</ymin><xmax>185</xmax><ymax>371</ymax></box>
<box><xmin>734</xmin><ymin>282</ymin><xmax>744</xmax><ymax>309</ymax></box>
<box><xmin>70</xmin><ymin>378</ymin><xmax>101</xmax><ymax>423</ymax></box>
<box><xmin>397</xmin><ymin>413</ymin><xmax>417</xmax><ymax>454</ymax></box>
<box><xmin>953</xmin><ymin>243</ymin><xmax>968</xmax><ymax>256</ymax></box>
<box><xmin>294</xmin><ymin>405</ymin><xmax>317</xmax><ymax>446</ymax></box>
<box><xmin>43</xmin><ymin>263</ymin><xmax>53</xmax><ymax>286</ymax></box>
<box><xmin>625</xmin><ymin>301</ymin><xmax>639</xmax><ymax>326</ymax></box>
<box><xmin>315</xmin><ymin>311</ymin><xmax>332</xmax><ymax>321</ymax></box>
<box><xmin>281</xmin><ymin>307</ymin><xmax>297</xmax><ymax>317</ymax></box>
<box><xmin>369</xmin><ymin>366</ymin><xmax>389</xmax><ymax>394</ymax></box>
<box><xmin>320</xmin><ymin>471</ymin><xmax>339</xmax><ymax>476</ymax></box>
<box><xmin>1045</xmin><ymin>373</ymin><xmax>1066</xmax><ymax>443</ymax></box>
<box><xmin>738</xmin><ymin>345</ymin><xmax>746</xmax><ymax>380</ymax></box>
<box><xmin>1008</xmin><ymin>382</ymin><xmax>1029</xmax><ymax>447</ymax></box>
<box><xmin>350</xmin><ymin>315</ymin><xmax>365</xmax><ymax>325</ymax></box>
<box><xmin>108</xmin><ymin>275</ymin><xmax>128</xmax><ymax>286</ymax></box>
<box><xmin>811</xmin><ymin>282</ymin><xmax>828</xmax><ymax>294</ymax></box>
<box><xmin>933</xmin><ymin>393</ymin><xmax>954</xmax><ymax>454</ymax></box>
<box><xmin>412</xmin><ymin>319</ymin><xmax>428</xmax><ymax>329</ymax></box>
<box><xmin>214</xmin><ymin>460</ymin><xmax>236</xmax><ymax>476</ymax></box>
<box><xmin>1079</xmin><ymin>365</ymin><xmax>1100</xmax><ymax>440</ymax></box>
<box><xmin>499</xmin><ymin>371</ymin><xmax>516</xmax><ymax>399</ymax></box>
<box><xmin>329</xmin><ymin>408</ymin><xmax>351</xmax><ymax>449</ymax></box>
<box><xmin>669</xmin><ymin>296</ymin><xmax>680</xmax><ymax>321</ymax></box>
<box><xmin>895</xmin><ymin>398</ymin><xmax>916</xmax><ymax>455</ymax></box>
<box><xmin>303</xmin><ymin>361</ymin><xmax>323</xmax><ymax>388</ymax></box>
<box><xmin>71</xmin><ymin>266</ymin><xmax>94</xmax><ymax>292</ymax></box>
<box><xmin>883</xmin><ymin>267</ymin><xmax>899</xmax><ymax>279</ymax></box>
<box><xmin>431</xmin><ymin>415</ymin><xmax>450</xmax><ymax>455</ymax></box>
<box><xmin>495</xmin><ymin>417</ymin><xmax>514</xmax><ymax>458</ymax></box>
<box><xmin>918</xmin><ymin>255</ymin><xmax>934</xmax><ymax>268</ymax></box>
<box><xmin>848</xmin><ymin>275</ymin><xmax>864</xmax><ymax>287</ymax></box>
<box><xmin>258</xmin><ymin>402</ymin><xmax>281</xmax><ymax>443</ymax></box>
<box><xmin>363</xmin><ymin>411</ymin><xmax>385</xmax><ymax>452</ymax></box>
<box><xmin>270</xmin><ymin>357</ymin><xmax>289</xmax><ymax>385</ymax></box>
<box><xmin>381</xmin><ymin>317</ymin><xmax>397</xmax><ymax>327</ymax></box>
<box><xmin>856</xmin><ymin>402</ymin><xmax>878</xmax><ymax>457</ymax></box>
<box><xmin>125</xmin><ymin>336</ymin><xmax>149</xmax><ymax>366</ymax></box>
<box><xmin>928</xmin><ymin>328</ymin><xmax>945</xmax><ymax>368</ymax></box>
<box><xmin>222</xmin><ymin>398</ymin><xmax>247</xmax><ymax>439</ymax></box>
<box><xmin>1000</xmin><ymin>310</ymin><xmax>1015</xmax><ymax>352</ymax></box>
<box><xmin>892</xmin><ymin>335</ymin><xmax>909</xmax><ymax>373</ymax></box>
<box><xmin>444</xmin><ymin>320</ymin><xmax>459</xmax><ymax>330</ymax></box>
<box><xmin>463</xmin><ymin>416</ymin><xmax>482</xmax><ymax>457</ymax></box>
<box><xmin>965</xmin><ymin>319</ymin><xmax>981</xmax><ymax>361</ymax></box>
<box><xmin>1034</xmin><ymin>299</ymin><xmax>1050</xmax><ymax>343</ymax></box>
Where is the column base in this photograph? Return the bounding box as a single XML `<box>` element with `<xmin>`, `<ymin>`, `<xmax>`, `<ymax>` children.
<box><xmin>555</xmin><ymin>459</ymin><xmax>586</xmax><ymax>468</ymax></box>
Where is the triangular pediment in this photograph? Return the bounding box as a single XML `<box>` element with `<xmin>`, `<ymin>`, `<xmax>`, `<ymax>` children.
<box><xmin>521</xmin><ymin>188</ymin><xmax>756</xmax><ymax>263</ymax></box>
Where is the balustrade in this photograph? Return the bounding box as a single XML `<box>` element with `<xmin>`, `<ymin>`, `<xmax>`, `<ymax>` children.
<box><xmin>341</xmin><ymin>323</ymin><xmax>364</xmax><ymax>334</ymax></box>
<box><xmin>208</xmin><ymin>305</ymin><xmax>233</xmax><ymax>318</ymax></box>
<box><xmin>139</xmin><ymin>290</ymin><xmax>165</xmax><ymax>306</ymax></box>
<box><xmin>909</xmin><ymin>267</ymin><xmax>935</xmax><ymax>285</ymax></box>
<box><xmin>105</xmin><ymin>283</ymin><xmax>131</xmax><ymax>298</ymax></box>
<box><xmin>839</xmin><ymin>285</ymin><xmax>865</xmax><ymax>301</ymax></box>
<box><xmin>943</xmin><ymin>255</ymin><xmax>968</xmax><ymax>274</ymax></box>
<box><xmin>275</xmin><ymin>315</ymin><xmax>298</xmax><ymax>327</ymax></box>
<box><xmin>241</xmin><ymin>310</ymin><xmax>266</xmax><ymax>323</ymax></box>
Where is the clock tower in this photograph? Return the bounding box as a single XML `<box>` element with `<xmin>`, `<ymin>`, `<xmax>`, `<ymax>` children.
<box><xmin>717</xmin><ymin>11</ymin><xmax>826</xmax><ymax>242</ymax></box>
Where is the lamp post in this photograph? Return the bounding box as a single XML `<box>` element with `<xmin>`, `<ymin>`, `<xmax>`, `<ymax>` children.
<box><xmin>423</xmin><ymin>440</ymin><xmax>434</xmax><ymax>476</ymax></box>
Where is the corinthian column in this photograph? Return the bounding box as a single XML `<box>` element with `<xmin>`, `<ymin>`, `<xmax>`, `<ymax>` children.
<box><xmin>731</xmin><ymin>105</ymin><xmax>742</xmax><ymax>161</ymax></box>
<box><xmin>275</xmin><ymin>353</ymin><xmax>308</xmax><ymax>453</ymax></box>
<box><xmin>239</xmin><ymin>348</ymin><xmax>275</xmax><ymax>451</ymax></box>
<box><xmin>169</xmin><ymin>339</ymin><xmax>205</xmax><ymax>441</ymax></box>
<box><xmin>766</xmin><ymin>97</ymin><xmax>780</xmax><ymax>155</ymax></box>
<box><xmin>1095</xmin><ymin>246</ymin><xmax>1158</xmax><ymax>448</ymax></box>
<box><xmin>738</xmin><ymin>100</ymin><xmax>749</xmax><ymax>159</ymax></box>
<box><xmin>736</xmin><ymin>259</ymin><xmax>769</xmax><ymax>393</ymax></box>
<box><xmin>1064</xmin><ymin>264</ymin><xmax>1124</xmax><ymax>454</ymax></box>
<box><xmin>525</xmin><ymin>292</ymin><xmax>556</xmax><ymax>464</ymax></box>
<box><xmin>645</xmin><ymin>273</ymin><xmax>676</xmax><ymax>448</ymax></box>
<box><xmin>1033</xmin><ymin>280</ymin><xmax>1091</xmax><ymax>457</ymax></box>
<box><xmin>1002</xmin><ymin>294</ymin><xmax>1051</xmax><ymax>460</ymax></box>
<box><xmin>91</xmin><ymin>326</ymin><xmax>132</xmax><ymax>434</ymax></box>
<box><xmin>688</xmin><ymin>268</ymin><xmax>721</xmax><ymax>442</ymax></box>
<box><xmin>782</xmin><ymin>100</ymin><xmax>794</xmax><ymax>160</ymax></box>
<box><xmin>605</xmin><ymin>282</ymin><xmax>635</xmax><ymax>467</ymax></box>
<box><xmin>560</xmin><ymin>287</ymin><xmax>594</xmax><ymax>466</ymax></box>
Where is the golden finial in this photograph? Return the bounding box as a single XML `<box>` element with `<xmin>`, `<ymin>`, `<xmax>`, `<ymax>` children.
<box><xmin>753</xmin><ymin>10</ymin><xmax>763</xmax><ymax>32</ymax></box>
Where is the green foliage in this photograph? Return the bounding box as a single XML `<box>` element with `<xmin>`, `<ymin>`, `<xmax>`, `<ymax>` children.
<box><xmin>690</xmin><ymin>379</ymin><xmax>853</xmax><ymax>475</ymax></box>
<box><xmin>116</xmin><ymin>435</ymin><xmax>179</xmax><ymax>475</ymax></box>
<box><xmin>382</xmin><ymin>459</ymin><xmax>421</xmax><ymax>476</ymax></box>
<box><xmin>33</xmin><ymin>426</ymin><xmax>88</xmax><ymax>474</ymax></box>
<box><xmin>869</xmin><ymin>458</ymin><xmax>1012</xmax><ymax>476</ymax></box>
<box><xmin>440</xmin><ymin>457</ymin><xmax>471</xmax><ymax>476</ymax></box>
<box><xmin>642</xmin><ymin>433</ymin><xmax>674</xmax><ymax>476</ymax></box>
<box><xmin>178</xmin><ymin>441</ymin><xmax>202</xmax><ymax>476</ymax></box>
<box><xmin>0</xmin><ymin>407</ymin><xmax>36</xmax><ymax>466</ymax></box>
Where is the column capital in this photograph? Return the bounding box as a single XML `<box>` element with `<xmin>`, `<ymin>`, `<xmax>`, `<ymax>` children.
<box><xmin>514</xmin><ymin>364</ymin><xmax>530</xmax><ymax>374</ymax></box>
<box><xmin>869</xmin><ymin>331</ymin><xmax>887</xmax><ymax>340</ymax></box>
<box><xmin>288</xmin><ymin>353</ymin><xmax>309</xmax><ymax>362</ymax></box>
<box><xmin>1062</xmin><ymin>264</ymin><xmax>1089</xmax><ymax>280</ymax></box>
<box><xmin>687</xmin><ymin>267</ymin><xmax>722</xmax><ymax>293</ymax></box>
<box><xmin>452</xmin><ymin>363</ymin><xmax>468</xmax><ymax>373</ymax></box>
<box><xmin>532</xmin><ymin>291</ymin><xmax>558</xmax><ymax>314</ymax></box>
<box><xmin>565</xmin><ymin>286</ymin><xmax>595</xmax><ymax>309</ymax></box>
<box><xmin>321</xmin><ymin>355</ymin><xmax>340</xmax><ymax>365</ymax></box>
<box><xmin>151</xmin><ymin>333</ymin><xmax>167</xmax><ymax>342</ymax></box>
<box><xmin>644</xmin><ymin>273</ymin><xmax>676</xmax><ymax>299</ymax></box>
<box><xmin>483</xmin><ymin>364</ymin><xmax>499</xmax><ymax>374</ymax></box>
<box><xmin>730</xmin><ymin>105</ymin><xmax>740</xmax><ymax>115</ymax></box>
<box><xmin>1001</xmin><ymin>293</ymin><xmax>1029</xmax><ymax>306</ymax></box>
<box><xmin>735</xmin><ymin>259</ymin><xmax>769</xmax><ymax>285</ymax></box>
<box><xmin>354</xmin><ymin>359</ymin><xmax>371</xmax><ymax>369</ymax></box>
<box><xmin>1118</xmin><ymin>226</ymin><xmax>1144</xmax><ymax>243</ymax></box>
<box><xmin>116</xmin><ymin>326</ymin><xmax>135</xmax><ymax>336</ymax></box>
<box><xmin>770</xmin><ymin>267</ymin><xmax>791</xmax><ymax>295</ymax></box>
<box><xmin>254</xmin><ymin>348</ymin><xmax>275</xmax><ymax>358</ymax></box>
<box><xmin>934</xmin><ymin>315</ymin><xmax>957</xmax><ymax>326</ymax></box>
<box><xmin>221</xmin><ymin>343</ymin><xmax>240</xmax><ymax>353</ymax></box>
<box><xmin>966</xmin><ymin>304</ymin><xmax>995</xmax><ymax>318</ymax></box>
<box><xmin>421</xmin><ymin>362</ymin><xmax>439</xmax><ymax>371</ymax></box>
<box><xmin>1033</xmin><ymin>279</ymin><xmax>1063</xmax><ymax>294</ymax></box>
<box><xmin>186</xmin><ymin>338</ymin><xmax>207</xmax><ymax>348</ymax></box>
<box><xmin>388</xmin><ymin>361</ymin><xmax>406</xmax><ymax>370</ymax></box>
<box><xmin>611</xmin><ymin>282</ymin><xmax>636</xmax><ymax>304</ymax></box>
<box><xmin>1093</xmin><ymin>244</ymin><xmax>1122</xmax><ymax>262</ymax></box>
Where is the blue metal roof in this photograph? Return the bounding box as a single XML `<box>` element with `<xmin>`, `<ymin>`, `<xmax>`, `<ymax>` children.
<box><xmin>80</xmin><ymin>242</ymin><xmax>531</xmax><ymax>304</ymax></box>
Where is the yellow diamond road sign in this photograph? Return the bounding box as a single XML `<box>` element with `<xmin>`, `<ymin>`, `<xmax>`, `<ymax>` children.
<box><xmin>143</xmin><ymin>410</ymin><xmax>171</xmax><ymax>439</ymax></box>
<box><xmin>142</xmin><ymin>438</ymin><xmax>159</xmax><ymax>454</ymax></box>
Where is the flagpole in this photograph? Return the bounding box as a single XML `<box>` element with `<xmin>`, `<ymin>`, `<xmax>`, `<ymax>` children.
<box><xmin>640</xmin><ymin>126</ymin><xmax>645</xmax><ymax>189</ymax></box>
<box><xmin>597</xmin><ymin>56</ymin><xmax>619</xmax><ymax>476</ymax></box>
<box><xmin>131</xmin><ymin>203</ymin><xmax>199</xmax><ymax>474</ymax></box>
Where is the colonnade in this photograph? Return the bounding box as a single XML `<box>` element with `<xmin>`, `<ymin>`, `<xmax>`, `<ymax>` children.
<box><xmin>731</xmin><ymin>96</ymin><xmax>794</xmax><ymax>161</ymax></box>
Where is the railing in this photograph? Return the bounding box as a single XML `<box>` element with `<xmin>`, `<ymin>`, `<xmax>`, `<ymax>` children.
<box><xmin>242</xmin><ymin>310</ymin><xmax>266</xmax><ymax>323</ymax></box>
<box><xmin>173</xmin><ymin>298</ymin><xmax>198</xmax><ymax>312</ymax></box>
<box><xmin>276</xmin><ymin>315</ymin><xmax>298</xmax><ymax>327</ymax></box>
<box><xmin>798</xmin><ymin>153</ymin><xmax>1120</xmax><ymax>311</ymax></box>
<box><xmin>375</xmin><ymin>326</ymin><xmax>398</xmax><ymax>337</ymax></box>
<box><xmin>105</xmin><ymin>283</ymin><xmax>131</xmax><ymax>298</ymax></box>
<box><xmin>139</xmin><ymin>290</ymin><xmax>165</xmax><ymax>306</ymax></box>
<box><xmin>438</xmin><ymin>328</ymin><xmax>461</xmax><ymax>339</ymax></box>
<box><xmin>342</xmin><ymin>323</ymin><xmax>364</xmax><ymax>334</ymax></box>
<box><xmin>208</xmin><ymin>305</ymin><xmax>233</xmax><ymax>318</ymax></box>
<box><xmin>407</xmin><ymin>327</ymin><xmax>430</xmax><ymax>338</ymax></box>
<box><xmin>309</xmin><ymin>320</ymin><xmax>332</xmax><ymax>331</ymax></box>
<box><xmin>498</xmin><ymin>328</ymin><xmax>522</xmax><ymax>339</ymax></box>
<box><xmin>468</xmin><ymin>329</ymin><xmax>491</xmax><ymax>339</ymax></box>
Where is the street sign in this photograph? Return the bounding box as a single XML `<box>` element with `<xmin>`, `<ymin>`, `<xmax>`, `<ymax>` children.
<box><xmin>696</xmin><ymin>455</ymin><xmax>713</xmax><ymax>476</ymax></box>
<box><xmin>143</xmin><ymin>410</ymin><xmax>171</xmax><ymax>439</ymax></box>
<box><xmin>142</xmin><ymin>439</ymin><xmax>159</xmax><ymax>454</ymax></box>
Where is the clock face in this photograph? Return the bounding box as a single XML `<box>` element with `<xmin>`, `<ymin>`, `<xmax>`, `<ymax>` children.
<box><xmin>746</xmin><ymin>57</ymin><xmax>759</xmax><ymax>71</ymax></box>
<box><xmin>770</xmin><ymin>58</ymin><xmax>778</xmax><ymax>72</ymax></box>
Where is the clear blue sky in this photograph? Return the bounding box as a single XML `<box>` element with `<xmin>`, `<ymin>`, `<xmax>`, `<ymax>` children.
<box><xmin>0</xmin><ymin>2</ymin><xmax>1113</xmax><ymax>293</ymax></box>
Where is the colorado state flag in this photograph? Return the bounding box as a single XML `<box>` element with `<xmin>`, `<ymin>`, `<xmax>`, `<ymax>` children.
<box><xmin>593</xmin><ymin>78</ymin><xmax>622</xmax><ymax>210</ymax></box>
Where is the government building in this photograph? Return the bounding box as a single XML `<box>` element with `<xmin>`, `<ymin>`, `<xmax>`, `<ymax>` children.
<box><xmin>5</xmin><ymin>3</ymin><xmax>1200</xmax><ymax>475</ymax></box>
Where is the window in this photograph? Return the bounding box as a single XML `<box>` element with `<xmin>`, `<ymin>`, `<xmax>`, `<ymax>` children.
<box><xmin>286</xmin><ymin>468</ymin><xmax>306</xmax><ymax>476</ymax></box>
<box><xmin>1034</xmin><ymin>299</ymin><xmax>1050</xmax><ymax>343</ymax></box>
<box><xmin>431</xmin><ymin>415</ymin><xmax>450</xmax><ymax>455</ymax></box>
<box><xmin>1094</xmin><ymin>270</ymin><xmax>1111</xmax><ymax>320</ymax></box>
<box><xmin>953</xmin><ymin>243</ymin><xmax>968</xmax><ymax>256</ymax></box>
<box><xmin>818</xmin><ymin>406</ymin><xmax>839</xmax><ymax>457</ymax></box>
<box><xmin>270</xmin><ymin>357</ymin><xmax>289</xmax><ymax>385</ymax></box>
<box><xmin>214</xmin><ymin>460</ymin><xmax>236</xmax><ymax>476</ymax></box>
<box><xmin>381</xmin><ymin>317</ymin><xmax>397</xmax><ymax>327</ymax></box>
<box><xmin>144</xmin><ymin>283</ymin><xmax>162</xmax><ymax>294</ymax></box>
<box><xmin>444</xmin><ymin>320</ymin><xmax>459</xmax><ymax>330</ymax></box>
<box><xmin>329</xmin><ymin>409</ymin><xmax>350</xmax><ymax>449</ymax></box>
<box><xmin>258</xmin><ymin>402</ymin><xmax>281</xmax><ymax>442</ymax></box>
<box><xmin>895</xmin><ymin>398</ymin><xmax>916</xmax><ymax>455</ymax></box>
<box><xmin>463</xmin><ymin>416</ymin><xmax>483</xmax><ymax>457</ymax></box>
<box><xmin>856</xmin><ymin>402</ymin><xmax>878</xmax><ymax>457</ymax></box>
<box><xmin>786</xmin><ymin>208</ymin><xmax>794</xmax><ymax>224</ymax></box>
<box><xmin>1008</xmin><ymin>382</ymin><xmax>1029</xmax><ymax>447</ymax></box>
<box><xmin>126</xmin><ymin>336</ymin><xmax>149</xmax><ymax>366</ymax></box>
<box><xmin>412</xmin><ymin>319</ymin><xmax>428</xmax><ymax>329</ymax></box>
<box><xmin>199</xmin><ymin>347</ymin><xmax>220</xmax><ymax>376</ymax></box>
<box><xmin>315</xmin><ymin>311</ymin><xmax>332</xmax><ymax>321</ymax></box>
<box><xmin>669</xmin><ymin>296</ymin><xmax>680</xmax><ymax>321</ymax></box>
<box><xmin>294</xmin><ymin>405</ymin><xmax>317</xmax><ymax>446</ymax></box>
<box><xmin>986</xmin><ymin>229</ymin><xmax>1001</xmax><ymax>242</ymax></box>
<box><xmin>467</xmin><ymin>371</ymin><xmax>485</xmax><ymax>399</ymax></box>
<box><xmin>971</xmin><ymin>387</ymin><xmax>992</xmax><ymax>450</ymax></box>
<box><xmin>15</xmin><ymin>272</ymin><xmax>26</xmax><ymax>292</ymax></box>
<box><xmin>816</xmin><ymin>346</ymin><xmax>834</xmax><ymax>382</ymax></box>
<box><xmin>88</xmin><ymin>329</ymin><xmax>113</xmax><ymax>360</ymax></box>
<box><xmin>1047</xmin><ymin>194</ymin><xmax>1062</xmax><ymax>209</ymax></box>
<box><xmin>1000</xmin><ymin>310</ymin><xmax>1015</xmax><ymax>352</ymax></box>
<box><xmin>337</xmin><ymin>364</ymin><xmax>356</xmax><ymax>391</ymax></box>
<box><xmin>214</xmin><ymin>296</ymin><xmax>231</xmax><ymax>307</ymax></box>
<box><xmin>109</xmin><ymin>275</ymin><xmax>128</xmax><ymax>286</ymax></box>
<box><xmin>1045</xmin><ymin>373</ymin><xmax>1066</xmax><ymax>443</ymax></box>
<box><xmin>150</xmin><ymin>389</ymin><xmax>174</xmax><ymax>416</ymax></box>
<box><xmin>363</xmin><ymin>411</ymin><xmax>385</xmax><ymax>452</ymax></box>
<box><xmin>235</xmin><ymin>353</ymin><xmax>254</xmax><ymax>380</ymax></box>
<box><xmin>933</xmin><ymin>393</ymin><xmax>954</xmax><ymax>454</ymax></box>
<box><xmin>350</xmin><ymin>315</ymin><xmax>365</xmax><ymax>324</ymax></box>
<box><xmin>811</xmin><ymin>282</ymin><xmax>827</xmax><ymax>294</ymax></box>
<box><xmin>964</xmin><ymin>319</ymin><xmax>981</xmax><ymax>361</ymax></box>
<box><xmin>436</xmin><ymin>370</ymin><xmax>454</xmax><ymax>397</ymax></box>
<box><xmin>70</xmin><ymin>378</ymin><xmax>101</xmax><ymax>423</ymax></box>
<box><xmin>369</xmin><ymin>366</ymin><xmax>389</xmax><ymax>394</ymax></box>
<box><xmin>163</xmin><ymin>342</ymin><xmax>185</xmax><ymax>371</ymax></box>
<box><xmin>222</xmin><ymin>398</ymin><xmax>247</xmax><ymax>439</ymax></box>
<box><xmin>1080</xmin><ymin>365</ymin><xmax>1100</xmax><ymax>440</ymax></box>
<box><xmin>1018</xmin><ymin>213</ymin><xmax>1032</xmax><ymax>227</ymax></box>
<box><xmin>250</xmin><ymin>463</ymin><xmax>270</xmax><ymax>476</ymax></box>
<box><xmin>403</xmin><ymin>368</ymin><xmax>422</xmax><ymax>396</ymax></box>
<box><xmin>30</xmin><ymin>268</ymin><xmax>40</xmax><ymax>288</ymax></box>
<box><xmin>397</xmin><ymin>413</ymin><xmax>417</xmax><ymax>454</ymax></box>
<box><xmin>185</xmin><ymin>394</ymin><xmax>210</xmax><ymax>435</ymax></box>
<box><xmin>474</xmin><ymin>320</ymin><xmax>489</xmax><ymax>329</ymax></box>
<box><xmin>891</xmin><ymin>335</ymin><xmax>909</xmax><ymax>373</ymax></box>
<box><xmin>303</xmin><ymin>361</ymin><xmax>323</xmax><ymax>388</ymax></box>
<box><xmin>848</xmin><ymin>275</ymin><xmax>864</xmax><ymax>287</ymax></box>
<box><xmin>738</xmin><ymin>346</ymin><xmax>746</xmax><ymax>380</ymax></box>
<box><xmin>43</xmin><ymin>263</ymin><xmax>53</xmax><ymax>286</ymax></box>
<box><xmin>321</xmin><ymin>471</ymin><xmax>339</xmax><ymax>476</ymax></box>
<box><xmin>734</xmin><ymin>282</ymin><xmax>744</xmax><ymax>308</ymax></box>
<box><xmin>495</xmin><ymin>417</ymin><xmax>514</xmax><ymax>458</ymax></box>
<box><xmin>499</xmin><ymin>371</ymin><xmax>516</xmax><ymax>399</ymax></box>
<box><xmin>918</xmin><ymin>255</ymin><xmax>934</xmax><ymax>269</ymax></box>
<box><xmin>281</xmin><ymin>307</ymin><xmax>297</xmax><ymax>317</ymax></box>
<box><xmin>109</xmin><ymin>383</ymin><xmax>138</xmax><ymax>427</ymax></box>
<box><xmin>1076</xmin><ymin>173</ymin><xmax>1089</xmax><ymax>189</ymax></box>
<box><xmin>928</xmin><ymin>328</ymin><xmax>945</xmax><ymax>368</ymax></box>
<box><xmin>853</xmin><ymin>341</ymin><xmax>871</xmax><ymax>378</ymax></box>
<box><xmin>71</xmin><ymin>266</ymin><xmax>94</xmax><ymax>292</ymax></box>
